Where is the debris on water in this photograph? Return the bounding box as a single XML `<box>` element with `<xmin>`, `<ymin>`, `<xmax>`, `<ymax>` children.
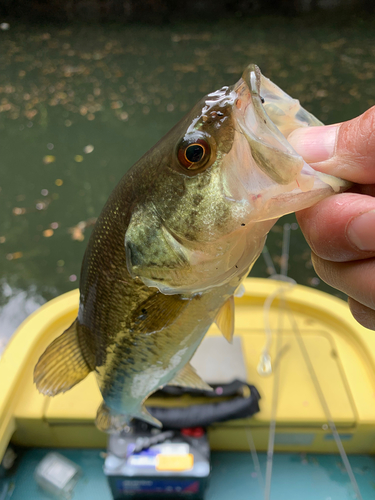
<box><xmin>12</xmin><ymin>207</ymin><xmax>26</xmax><ymax>215</ymax></box>
<box><xmin>74</xmin><ymin>155</ymin><xmax>83</xmax><ymax>162</ymax></box>
<box><xmin>6</xmin><ymin>252</ymin><xmax>23</xmax><ymax>260</ymax></box>
<box><xmin>0</xmin><ymin>237</ymin><xmax>6</xmax><ymax>243</ymax></box>
<box><xmin>0</xmin><ymin>23</ymin><xmax>10</xmax><ymax>31</ymax></box>
<box><xmin>55</xmin><ymin>179</ymin><xmax>63</xmax><ymax>186</ymax></box>
<box><xmin>84</xmin><ymin>145</ymin><xmax>94</xmax><ymax>154</ymax></box>
<box><xmin>50</xmin><ymin>222</ymin><xmax>59</xmax><ymax>229</ymax></box>
<box><xmin>47</xmin><ymin>143</ymin><xmax>54</xmax><ymax>150</ymax></box>
<box><xmin>69</xmin><ymin>274</ymin><xmax>77</xmax><ymax>282</ymax></box>
<box><xmin>43</xmin><ymin>229</ymin><xmax>54</xmax><ymax>237</ymax></box>
<box><xmin>57</xmin><ymin>260</ymin><xmax>64</xmax><ymax>267</ymax></box>
<box><xmin>111</xmin><ymin>101</ymin><xmax>123</xmax><ymax>109</ymax></box>
<box><xmin>43</xmin><ymin>155</ymin><xmax>55</xmax><ymax>164</ymax></box>
<box><xmin>41</xmin><ymin>189</ymin><xmax>49</xmax><ymax>196</ymax></box>
<box><xmin>36</xmin><ymin>202</ymin><xmax>46</xmax><ymax>210</ymax></box>
<box><xmin>68</xmin><ymin>217</ymin><xmax>97</xmax><ymax>241</ymax></box>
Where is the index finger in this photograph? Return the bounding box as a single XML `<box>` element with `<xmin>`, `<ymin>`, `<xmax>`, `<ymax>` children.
<box><xmin>288</xmin><ymin>106</ymin><xmax>375</xmax><ymax>185</ymax></box>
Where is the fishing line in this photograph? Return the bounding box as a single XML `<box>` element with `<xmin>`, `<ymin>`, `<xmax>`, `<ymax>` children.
<box><xmin>262</xmin><ymin>245</ymin><xmax>277</xmax><ymax>277</ymax></box>
<box><xmin>263</xmin><ymin>298</ymin><xmax>284</xmax><ymax>500</ymax></box>
<box><xmin>285</xmin><ymin>305</ymin><xmax>363</xmax><ymax>500</ymax></box>
<box><xmin>246</xmin><ymin>428</ymin><xmax>264</xmax><ymax>492</ymax></box>
<box><xmin>262</xmin><ymin>223</ymin><xmax>291</xmax><ymax>500</ymax></box>
<box><xmin>280</xmin><ymin>223</ymin><xmax>291</xmax><ymax>277</ymax></box>
<box><xmin>259</xmin><ymin>224</ymin><xmax>294</xmax><ymax>377</ymax></box>
<box><xmin>260</xmin><ymin>219</ymin><xmax>363</xmax><ymax>500</ymax></box>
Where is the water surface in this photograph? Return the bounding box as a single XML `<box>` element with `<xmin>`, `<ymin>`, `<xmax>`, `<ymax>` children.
<box><xmin>1</xmin><ymin>19</ymin><xmax>375</xmax><ymax>346</ymax></box>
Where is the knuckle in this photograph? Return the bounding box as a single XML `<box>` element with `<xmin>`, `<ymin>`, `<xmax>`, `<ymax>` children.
<box><xmin>348</xmin><ymin>297</ymin><xmax>375</xmax><ymax>331</ymax></box>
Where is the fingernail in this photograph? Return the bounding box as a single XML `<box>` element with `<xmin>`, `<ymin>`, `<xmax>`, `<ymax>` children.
<box><xmin>288</xmin><ymin>125</ymin><xmax>338</xmax><ymax>163</ymax></box>
<box><xmin>347</xmin><ymin>210</ymin><xmax>375</xmax><ymax>251</ymax></box>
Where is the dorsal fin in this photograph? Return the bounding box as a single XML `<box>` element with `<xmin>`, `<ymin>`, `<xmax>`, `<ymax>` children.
<box><xmin>215</xmin><ymin>296</ymin><xmax>234</xmax><ymax>343</ymax></box>
<box><xmin>168</xmin><ymin>362</ymin><xmax>212</xmax><ymax>391</ymax></box>
<box><xmin>34</xmin><ymin>320</ymin><xmax>93</xmax><ymax>396</ymax></box>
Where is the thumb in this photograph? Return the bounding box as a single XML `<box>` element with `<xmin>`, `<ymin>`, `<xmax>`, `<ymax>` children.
<box><xmin>287</xmin><ymin>106</ymin><xmax>375</xmax><ymax>184</ymax></box>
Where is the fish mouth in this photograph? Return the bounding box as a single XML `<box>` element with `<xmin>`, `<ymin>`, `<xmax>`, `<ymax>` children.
<box><xmin>232</xmin><ymin>65</ymin><xmax>349</xmax><ymax>217</ymax></box>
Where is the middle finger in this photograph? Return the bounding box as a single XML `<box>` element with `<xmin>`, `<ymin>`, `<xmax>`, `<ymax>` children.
<box><xmin>312</xmin><ymin>252</ymin><xmax>375</xmax><ymax>311</ymax></box>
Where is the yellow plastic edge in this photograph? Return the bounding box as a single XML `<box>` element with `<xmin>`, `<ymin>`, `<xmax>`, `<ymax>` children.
<box><xmin>1</xmin><ymin>279</ymin><xmax>374</xmax><ymax>460</ymax></box>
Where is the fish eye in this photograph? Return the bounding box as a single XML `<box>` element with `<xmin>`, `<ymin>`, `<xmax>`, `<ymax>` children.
<box><xmin>177</xmin><ymin>138</ymin><xmax>211</xmax><ymax>170</ymax></box>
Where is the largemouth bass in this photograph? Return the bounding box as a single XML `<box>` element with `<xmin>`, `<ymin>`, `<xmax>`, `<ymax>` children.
<box><xmin>34</xmin><ymin>65</ymin><xmax>347</xmax><ymax>432</ymax></box>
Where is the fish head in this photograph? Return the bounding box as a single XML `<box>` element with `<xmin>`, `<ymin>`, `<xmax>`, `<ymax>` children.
<box><xmin>125</xmin><ymin>65</ymin><xmax>349</xmax><ymax>294</ymax></box>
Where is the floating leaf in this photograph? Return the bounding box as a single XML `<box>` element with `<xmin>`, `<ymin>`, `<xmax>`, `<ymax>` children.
<box><xmin>43</xmin><ymin>155</ymin><xmax>56</xmax><ymax>164</ymax></box>
<box><xmin>13</xmin><ymin>207</ymin><xmax>26</xmax><ymax>215</ymax></box>
<box><xmin>84</xmin><ymin>145</ymin><xmax>94</xmax><ymax>154</ymax></box>
<box><xmin>6</xmin><ymin>252</ymin><xmax>23</xmax><ymax>260</ymax></box>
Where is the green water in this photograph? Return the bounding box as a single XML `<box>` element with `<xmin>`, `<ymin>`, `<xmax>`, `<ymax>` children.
<box><xmin>1</xmin><ymin>19</ymin><xmax>375</xmax><ymax>344</ymax></box>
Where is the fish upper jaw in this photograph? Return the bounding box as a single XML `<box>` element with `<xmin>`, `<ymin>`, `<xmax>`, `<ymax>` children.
<box><xmin>225</xmin><ymin>64</ymin><xmax>350</xmax><ymax>222</ymax></box>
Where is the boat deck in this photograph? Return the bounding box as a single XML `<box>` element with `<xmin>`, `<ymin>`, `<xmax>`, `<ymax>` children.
<box><xmin>2</xmin><ymin>449</ymin><xmax>375</xmax><ymax>500</ymax></box>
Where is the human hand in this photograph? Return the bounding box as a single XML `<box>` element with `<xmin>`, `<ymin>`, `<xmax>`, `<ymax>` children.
<box><xmin>288</xmin><ymin>106</ymin><xmax>375</xmax><ymax>330</ymax></box>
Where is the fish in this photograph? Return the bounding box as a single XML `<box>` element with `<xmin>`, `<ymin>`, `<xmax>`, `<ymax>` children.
<box><xmin>34</xmin><ymin>64</ymin><xmax>348</xmax><ymax>432</ymax></box>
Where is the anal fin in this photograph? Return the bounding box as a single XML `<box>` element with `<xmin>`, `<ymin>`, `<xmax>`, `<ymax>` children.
<box><xmin>168</xmin><ymin>362</ymin><xmax>212</xmax><ymax>391</ymax></box>
<box><xmin>215</xmin><ymin>296</ymin><xmax>235</xmax><ymax>343</ymax></box>
<box><xmin>34</xmin><ymin>319</ymin><xmax>93</xmax><ymax>396</ymax></box>
<box><xmin>136</xmin><ymin>406</ymin><xmax>162</xmax><ymax>428</ymax></box>
<box><xmin>96</xmin><ymin>402</ymin><xmax>162</xmax><ymax>433</ymax></box>
<box><xmin>234</xmin><ymin>283</ymin><xmax>245</xmax><ymax>298</ymax></box>
<box><xmin>96</xmin><ymin>401</ymin><xmax>130</xmax><ymax>434</ymax></box>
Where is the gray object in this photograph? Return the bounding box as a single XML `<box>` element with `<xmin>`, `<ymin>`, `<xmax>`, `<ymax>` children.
<box><xmin>34</xmin><ymin>452</ymin><xmax>82</xmax><ymax>499</ymax></box>
<box><xmin>190</xmin><ymin>336</ymin><xmax>247</xmax><ymax>384</ymax></box>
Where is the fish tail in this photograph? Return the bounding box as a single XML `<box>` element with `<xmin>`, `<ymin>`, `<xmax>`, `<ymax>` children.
<box><xmin>34</xmin><ymin>319</ymin><xmax>93</xmax><ymax>396</ymax></box>
<box><xmin>96</xmin><ymin>402</ymin><xmax>162</xmax><ymax>433</ymax></box>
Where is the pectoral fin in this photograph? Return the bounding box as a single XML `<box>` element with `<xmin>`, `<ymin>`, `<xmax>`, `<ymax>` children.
<box><xmin>215</xmin><ymin>296</ymin><xmax>234</xmax><ymax>343</ymax></box>
<box><xmin>168</xmin><ymin>363</ymin><xmax>212</xmax><ymax>391</ymax></box>
<box><xmin>125</xmin><ymin>209</ymin><xmax>190</xmax><ymax>288</ymax></box>
<box><xmin>131</xmin><ymin>292</ymin><xmax>190</xmax><ymax>334</ymax></box>
<box><xmin>34</xmin><ymin>320</ymin><xmax>93</xmax><ymax>396</ymax></box>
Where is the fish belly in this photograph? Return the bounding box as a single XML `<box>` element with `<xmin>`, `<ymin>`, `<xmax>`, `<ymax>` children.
<box><xmin>94</xmin><ymin>288</ymin><xmax>227</xmax><ymax>430</ymax></box>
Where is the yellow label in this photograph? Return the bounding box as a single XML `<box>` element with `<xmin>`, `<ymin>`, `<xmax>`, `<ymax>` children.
<box><xmin>155</xmin><ymin>453</ymin><xmax>194</xmax><ymax>472</ymax></box>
